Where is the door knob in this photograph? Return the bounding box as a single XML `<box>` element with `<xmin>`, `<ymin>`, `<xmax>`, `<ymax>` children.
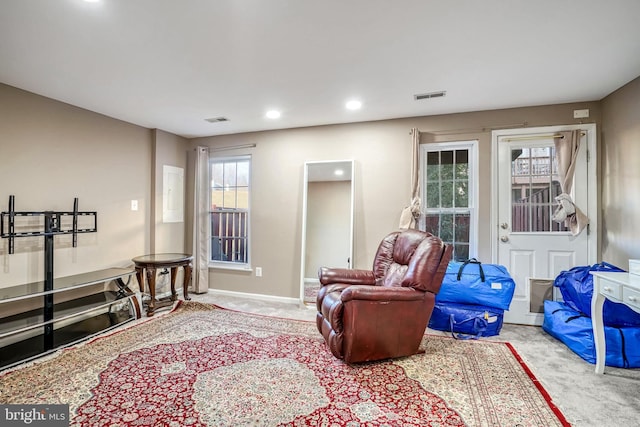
<box><xmin>500</xmin><ymin>235</ymin><xmax>509</xmax><ymax>242</ymax></box>
<box><xmin>500</xmin><ymin>223</ymin><xmax>508</xmax><ymax>229</ymax></box>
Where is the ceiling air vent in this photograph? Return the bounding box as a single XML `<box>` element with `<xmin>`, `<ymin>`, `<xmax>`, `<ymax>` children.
<box><xmin>205</xmin><ymin>116</ymin><xmax>229</xmax><ymax>123</ymax></box>
<box><xmin>414</xmin><ymin>91</ymin><xmax>446</xmax><ymax>100</ymax></box>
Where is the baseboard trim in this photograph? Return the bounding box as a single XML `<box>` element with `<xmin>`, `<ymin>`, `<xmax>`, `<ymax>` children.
<box><xmin>206</xmin><ymin>288</ymin><xmax>300</xmax><ymax>305</ymax></box>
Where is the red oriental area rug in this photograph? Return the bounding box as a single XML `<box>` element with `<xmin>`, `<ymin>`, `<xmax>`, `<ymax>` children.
<box><xmin>0</xmin><ymin>302</ymin><xmax>570</xmax><ymax>426</ymax></box>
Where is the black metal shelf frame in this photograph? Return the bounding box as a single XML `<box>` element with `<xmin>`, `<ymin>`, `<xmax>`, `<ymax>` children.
<box><xmin>1</xmin><ymin>195</ymin><xmax>98</xmax><ymax>351</ymax></box>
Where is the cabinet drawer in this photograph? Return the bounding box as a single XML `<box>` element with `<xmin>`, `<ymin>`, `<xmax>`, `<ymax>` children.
<box><xmin>598</xmin><ymin>278</ymin><xmax>623</xmax><ymax>300</ymax></box>
<box><xmin>623</xmin><ymin>286</ymin><xmax>640</xmax><ymax>311</ymax></box>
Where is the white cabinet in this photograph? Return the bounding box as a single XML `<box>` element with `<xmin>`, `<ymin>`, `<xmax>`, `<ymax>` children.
<box><xmin>591</xmin><ymin>260</ymin><xmax>640</xmax><ymax>374</ymax></box>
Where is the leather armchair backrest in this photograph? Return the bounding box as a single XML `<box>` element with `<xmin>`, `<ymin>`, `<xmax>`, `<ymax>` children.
<box><xmin>372</xmin><ymin>229</ymin><xmax>449</xmax><ymax>293</ymax></box>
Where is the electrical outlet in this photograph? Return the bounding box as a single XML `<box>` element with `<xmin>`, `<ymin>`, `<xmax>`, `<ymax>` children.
<box><xmin>131</xmin><ymin>200</ymin><xmax>138</xmax><ymax>211</ymax></box>
<box><xmin>255</xmin><ymin>267</ymin><xmax>262</xmax><ymax>277</ymax></box>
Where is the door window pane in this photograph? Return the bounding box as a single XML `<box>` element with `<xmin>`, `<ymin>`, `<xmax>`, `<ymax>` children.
<box><xmin>511</xmin><ymin>146</ymin><xmax>568</xmax><ymax>232</ymax></box>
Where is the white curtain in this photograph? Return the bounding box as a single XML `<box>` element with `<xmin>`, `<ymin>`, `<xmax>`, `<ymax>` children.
<box><xmin>192</xmin><ymin>146</ymin><xmax>210</xmax><ymax>293</ymax></box>
<box><xmin>552</xmin><ymin>130</ymin><xmax>588</xmax><ymax>235</ymax></box>
<box><xmin>399</xmin><ymin>128</ymin><xmax>421</xmax><ymax>229</ymax></box>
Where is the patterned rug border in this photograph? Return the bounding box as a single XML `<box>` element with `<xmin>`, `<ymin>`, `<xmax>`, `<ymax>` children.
<box><xmin>503</xmin><ymin>341</ymin><xmax>571</xmax><ymax>426</ymax></box>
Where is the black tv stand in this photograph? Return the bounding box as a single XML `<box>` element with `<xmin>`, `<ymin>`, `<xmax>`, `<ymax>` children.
<box><xmin>0</xmin><ymin>196</ymin><xmax>140</xmax><ymax>370</ymax></box>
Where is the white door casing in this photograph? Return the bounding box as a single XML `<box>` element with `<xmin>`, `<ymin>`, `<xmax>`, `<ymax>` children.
<box><xmin>491</xmin><ymin>124</ymin><xmax>598</xmax><ymax>325</ymax></box>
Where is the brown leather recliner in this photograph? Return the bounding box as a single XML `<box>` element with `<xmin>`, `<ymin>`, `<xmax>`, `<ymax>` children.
<box><xmin>316</xmin><ymin>229</ymin><xmax>452</xmax><ymax>364</ymax></box>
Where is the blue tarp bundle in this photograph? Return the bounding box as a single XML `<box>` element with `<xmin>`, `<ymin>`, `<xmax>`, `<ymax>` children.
<box><xmin>542</xmin><ymin>300</ymin><xmax>640</xmax><ymax>368</ymax></box>
<box><xmin>429</xmin><ymin>301</ymin><xmax>504</xmax><ymax>338</ymax></box>
<box><xmin>430</xmin><ymin>259</ymin><xmax>515</xmax><ymax>339</ymax></box>
<box><xmin>436</xmin><ymin>259</ymin><xmax>516</xmax><ymax>311</ymax></box>
<box><xmin>553</xmin><ymin>262</ymin><xmax>640</xmax><ymax>327</ymax></box>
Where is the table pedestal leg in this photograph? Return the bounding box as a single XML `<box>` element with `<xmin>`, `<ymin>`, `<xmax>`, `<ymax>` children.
<box><xmin>135</xmin><ymin>267</ymin><xmax>144</xmax><ymax>293</ymax></box>
<box><xmin>146</xmin><ymin>267</ymin><xmax>157</xmax><ymax>316</ymax></box>
<box><xmin>170</xmin><ymin>267</ymin><xmax>178</xmax><ymax>301</ymax></box>
<box><xmin>183</xmin><ymin>262</ymin><xmax>192</xmax><ymax>301</ymax></box>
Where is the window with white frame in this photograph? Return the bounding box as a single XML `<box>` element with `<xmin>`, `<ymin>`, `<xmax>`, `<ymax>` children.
<box><xmin>420</xmin><ymin>141</ymin><xmax>478</xmax><ymax>262</ymax></box>
<box><xmin>209</xmin><ymin>155</ymin><xmax>250</xmax><ymax>266</ymax></box>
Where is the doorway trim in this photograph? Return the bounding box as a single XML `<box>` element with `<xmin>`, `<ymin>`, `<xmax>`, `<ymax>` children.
<box><xmin>490</xmin><ymin>123</ymin><xmax>598</xmax><ymax>265</ymax></box>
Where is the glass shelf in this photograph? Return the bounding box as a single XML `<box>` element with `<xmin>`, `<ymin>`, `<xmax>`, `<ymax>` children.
<box><xmin>0</xmin><ymin>291</ymin><xmax>131</xmax><ymax>339</ymax></box>
<box><xmin>0</xmin><ymin>267</ymin><xmax>139</xmax><ymax>370</ymax></box>
<box><xmin>0</xmin><ymin>267</ymin><xmax>135</xmax><ymax>303</ymax></box>
<box><xmin>0</xmin><ymin>293</ymin><xmax>134</xmax><ymax>370</ymax></box>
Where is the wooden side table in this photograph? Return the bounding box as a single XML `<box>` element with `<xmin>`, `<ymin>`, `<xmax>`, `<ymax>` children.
<box><xmin>132</xmin><ymin>253</ymin><xmax>193</xmax><ymax>316</ymax></box>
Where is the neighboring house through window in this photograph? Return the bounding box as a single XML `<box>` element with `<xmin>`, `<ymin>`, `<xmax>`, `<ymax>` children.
<box><xmin>210</xmin><ymin>155</ymin><xmax>250</xmax><ymax>267</ymax></box>
<box><xmin>420</xmin><ymin>141</ymin><xmax>478</xmax><ymax>262</ymax></box>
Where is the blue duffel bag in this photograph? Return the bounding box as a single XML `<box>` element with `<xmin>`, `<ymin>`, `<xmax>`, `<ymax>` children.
<box><xmin>542</xmin><ymin>300</ymin><xmax>640</xmax><ymax>368</ymax></box>
<box><xmin>554</xmin><ymin>262</ymin><xmax>640</xmax><ymax>327</ymax></box>
<box><xmin>436</xmin><ymin>259</ymin><xmax>516</xmax><ymax>311</ymax></box>
<box><xmin>428</xmin><ymin>301</ymin><xmax>504</xmax><ymax>339</ymax></box>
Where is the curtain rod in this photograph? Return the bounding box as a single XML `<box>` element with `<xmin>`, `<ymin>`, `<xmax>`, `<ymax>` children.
<box><xmin>208</xmin><ymin>143</ymin><xmax>256</xmax><ymax>152</ymax></box>
<box><xmin>502</xmin><ymin>132</ymin><xmax>586</xmax><ymax>142</ymax></box>
<box><xmin>414</xmin><ymin>122</ymin><xmax>528</xmax><ymax>135</ymax></box>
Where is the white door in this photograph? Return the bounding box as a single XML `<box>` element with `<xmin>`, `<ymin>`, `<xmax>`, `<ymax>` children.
<box><xmin>493</xmin><ymin>125</ymin><xmax>597</xmax><ymax>325</ymax></box>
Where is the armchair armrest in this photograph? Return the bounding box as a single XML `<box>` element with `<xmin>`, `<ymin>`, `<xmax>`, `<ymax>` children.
<box><xmin>341</xmin><ymin>285</ymin><xmax>425</xmax><ymax>302</ymax></box>
<box><xmin>318</xmin><ymin>267</ymin><xmax>376</xmax><ymax>286</ymax></box>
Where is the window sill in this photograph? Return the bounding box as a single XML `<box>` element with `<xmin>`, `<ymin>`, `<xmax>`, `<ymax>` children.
<box><xmin>209</xmin><ymin>263</ymin><xmax>253</xmax><ymax>273</ymax></box>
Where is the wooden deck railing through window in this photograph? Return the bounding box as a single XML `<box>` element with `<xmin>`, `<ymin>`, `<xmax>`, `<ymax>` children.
<box><xmin>512</xmin><ymin>184</ymin><xmax>567</xmax><ymax>232</ymax></box>
<box><xmin>210</xmin><ymin>208</ymin><xmax>248</xmax><ymax>263</ymax></box>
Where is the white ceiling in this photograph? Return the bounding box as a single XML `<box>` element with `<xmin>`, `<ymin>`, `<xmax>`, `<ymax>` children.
<box><xmin>1</xmin><ymin>0</ymin><xmax>640</xmax><ymax>139</ymax></box>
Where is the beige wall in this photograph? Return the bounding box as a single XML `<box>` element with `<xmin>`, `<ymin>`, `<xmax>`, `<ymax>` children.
<box><xmin>191</xmin><ymin>101</ymin><xmax>601</xmax><ymax>299</ymax></box>
<box><xmin>4</xmin><ymin>79</ymin><xmax>625</xmax><ymax>302</ymax></box>
<box><xmin>151</xmin><ymin>129</ymin><xmax>189</xmax><ymax>253</ymax></box>
<box><xmin>0</xmin><ymin>84</ymin><xmax>153</xmax><ymax>291</ymax></box>
<box><xmin>0</xmin><ymin>84</ymin><xmax>193</xmax><ymax>318</ymax></box>
<box><xmin>601</xmin><ymin>76</ymin><xmax>640</xmax><ymax>266</ymax></box>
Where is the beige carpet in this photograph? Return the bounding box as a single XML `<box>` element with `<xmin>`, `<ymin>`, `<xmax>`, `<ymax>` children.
<box><xmin>0</xmin><ymin>301</ymin><xmax>568</xmax><ymax>426</ymax></box>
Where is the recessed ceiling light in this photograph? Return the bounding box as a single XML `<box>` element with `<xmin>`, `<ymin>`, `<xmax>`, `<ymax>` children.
<box><xmin>345</xmin><ymin>100</ymin><xmax>362</xmax><ymax>110</ymax></box>
<box><xmin>265</xmin><ymin>110</ymin><xmax>281</xmax><ymax>119</ymax></box>
<box><xmin>334</xmin><ymin>169</ymin><xmax>344</xmax><ymax>176</ymax></box>
<box><xmin>83</xmin><ymin>0</ymin><xmax>100</xmax><ymax>3</ymax></box>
